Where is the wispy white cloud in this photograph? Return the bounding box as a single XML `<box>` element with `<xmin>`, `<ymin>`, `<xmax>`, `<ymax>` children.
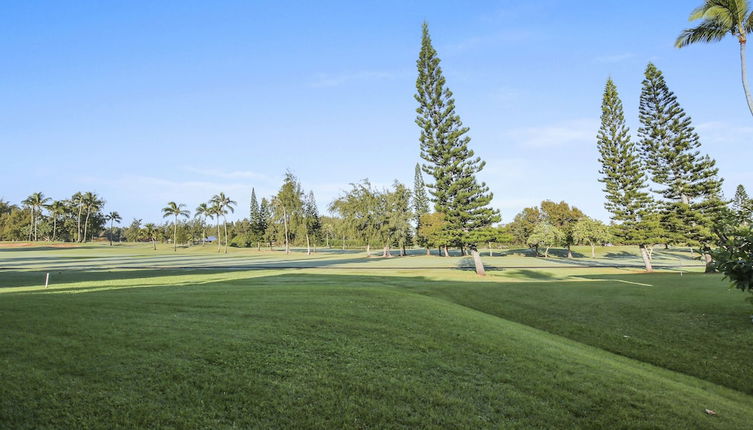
<box><xmin>443</xmin><ymin>30</ymin><xmax>537</xmax><ymax>55</ymax></box>
<box><xmin>182</xmin><ymin>166</ymin><xmax>272</xmax><ymax>181</ymax></box>
<box><xmin>504</xmin><ymin>118</ymin><xmax>599</xmax><ymax>148</ymax></box>
<box><xmin>593</xmin><ymin>53</ymin><xmax>634</xmax><ymax>64</ymax></box>
<box><xmin>309</xmin><ymin>70</ymin><xmax>409</xmax><ymax>88</ymax></box>
<box><xmin>697</xmin><ymin>121</ymin><xmax>753</xmax><ymax>146</ymax></box>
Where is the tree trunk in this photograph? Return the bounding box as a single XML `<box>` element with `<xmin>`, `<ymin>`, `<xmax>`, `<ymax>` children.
<box><xmin>283</xmin><ymin>208</ymin><xmax>290</xmax><ymax>255</ymax></box>
<box><xmin>703</xmin><ymin>252</ymin><xmax>714</xmax><ymax>273</ymax></box>
<box><xmin>173</xmin><ymin>217</ymin><xmax>178</xmax><ymax>252</ymax></box>
<box><xmin>426</xmin><ymin>247</ymin><xmax>430</xmax><ymax>256</ymax></box>
<box><xmin>152</xmin><ymin>239</ymin><xmax>156</xmax><ymax>251</ymax></box>
<box><xmin>216</xmin><ymin>221</ymin><xmax>221</xmax><ymax>253</ymax></box>
<box><xmin>566</xmin><ymin>244</ymin><xmax>573</xmax><ymax>259</ymax></box>
<box><xmin>739</xmin><ymin>39</ymin><xmax>753</xmax><ymax>117</ymax></box>
<box><xmin>591</xmin><ymin>243</ymin><xmax>596</xmax><ymax>259</ymax></box>
<box><xmin>83</xmin><ymin>210</ymin><xmax>91</xmax><ymax>243</ymax></box>
<box><xmin>442</xmin><ymin>245</ymin><xmax>449</xmax><ymax>257</ymax></box>
<box><xmin>109</xmin><ymin>220</ymin><xmax>114</xmax><ymax>246</ymax></box>
<box><xmin>306</xmin><ymin>233</ymin><xmax>311</xmax><ymax>255</ymax></box>
<box><xmin>365</xmin><ymin>243</ymin><xmax>370</xmax><ymax>257</ymax></box>
<box><xmin>382</xmin><ymin>245</ymin><xmax>391</xmax><ymax>258</ymax></box>
<box><xmin>544</xmin><ymin>246</ymin><xmax>550</xmax><ymax>258</ymax></box>
<box><xmin>223</xmin><ymin>217</ymin><xmax>229</xmax><ymax>254</ymax></box>
<box><xmin>639</xmin><ymin>245</ymin><xmax>653</xmax><ymax>272</ymax></box>
<box><xmin>488</xmin><ymin>241</ymin><xmax>493</xmax><ymax>257</ymax></box>
<box><xmin>28</xmin><ymin>208</ymin><xmax>34</xmax><ymax>241</ymax></box>
<box><xmin>401</xmin><ymin>244</ymin><xmax>406</xmax><ymax>256</ymax></box>
<box><xmin>647</xmin><ymin>245</ymin><xmax>654</xmax><ymax>261</ymax></box>
<box><xmin>76</xmin><ymin>205</ymin><xmax>83</xmax><ymax>242</ymax></box>
<box><xmin>52</xmin><ymin>217</ymin><xmax>57</xmax><ymax>242</ymax></box>
<box><xmin>470</xmin><ymin>248</ymin><xmax>486</xmax><ymax>276</ymax></box>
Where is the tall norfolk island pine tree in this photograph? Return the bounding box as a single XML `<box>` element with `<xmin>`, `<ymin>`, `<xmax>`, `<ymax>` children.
<box><xmin>638</xmin><ymin>63</ymin><xmax>724</xmax><ymax>267</ymax></box>
<box><xmin>415</xmin><ymin>23</ymin><xmax>500</xmax><ymax>275</ymax></box>
<box><xmin>597</xmin><ymin>79</ymin><xmax>662</xmax><ymax>272</ymax></box>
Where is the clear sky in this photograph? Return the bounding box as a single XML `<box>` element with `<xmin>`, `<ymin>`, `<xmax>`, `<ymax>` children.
<box><xmin>2</xmin><ymin>0</ymin><xmax>752</xmax><ymax>224</ymax></box>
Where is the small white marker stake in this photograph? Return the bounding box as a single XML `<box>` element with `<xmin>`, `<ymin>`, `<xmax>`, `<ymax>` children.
<box><xmin>44</xmin><ymin>273</ymin><xmax>49</xmax><ymax>288</ymax></box>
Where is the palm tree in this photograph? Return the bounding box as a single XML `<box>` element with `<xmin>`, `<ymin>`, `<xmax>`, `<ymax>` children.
<box><xmin>71</xmin><ymin>192</ymin><xmax>84</xmax><ymax>242</ymax></box>
<box><xmin>677</xmin><ymin>0</ymin><xmax>753</xmax><ymax>117</ymax></box>
<box><xmin>208</xmin><ymin>202</ymin><xmax>223</xmax><ymax>253</ymax></box>
<box><xmin>21</xmin><ymin>192</ymin><xmax>50</xmax><ymax>241</ymax></box>
<box><xmin>162</xmin><ymin>202</ymin><xmax>190</xmax><ymax>251</ymax></box>
<box><xmin>81</xmin><ymin>192</ymin><xmax>104</xmax><ymax>243</ymax></box>
<box><xmin>144</xmin><ymin>223</ymin><xmax>158</xmax><ymax>250</ymax></box>
<box><xmin>211</xmin><ymin>193</ymin><xmax>237</xmax><ymax>254</ymax></box>
<box><xmin>47</xmin><ymin>200</ymin><xmax>67</xmax><ymax>242</ymax></box>
<box><xmin>195</xmin><ymin>202</ymin><xmax>210</xmax><ymax>246</ymax></box>
<box><xmin>104</xmin><ymin>211</ymin><xmax>122</xmax><ymax>246</ymax></box>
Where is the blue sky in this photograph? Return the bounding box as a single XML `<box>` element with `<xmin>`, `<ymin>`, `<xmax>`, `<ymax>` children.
<box><xmin>2</xmin><ymin>0</ymin><xmax>752</xmax><ymax>223</ymax></box>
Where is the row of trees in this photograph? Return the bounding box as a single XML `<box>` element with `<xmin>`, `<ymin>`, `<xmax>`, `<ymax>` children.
<box><xmin>597</xmin><ymin>63</ymin><xmax>726</xmax><ymax>271</ymax></box>
<box><xmin>0</xmin><ymin>192</ymin><xmax>118</xmax><ymax>244</ymax></box>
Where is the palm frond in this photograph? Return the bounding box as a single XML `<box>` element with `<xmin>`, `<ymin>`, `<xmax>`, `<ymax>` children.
<box><xmin>676</xmin><ymin>20</ymin><xmax>730</xmax><ymax>47</ymax></box>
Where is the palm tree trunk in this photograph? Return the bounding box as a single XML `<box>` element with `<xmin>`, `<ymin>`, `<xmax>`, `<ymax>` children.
<box><xmin>28</xmin><ymin>208</ymin><xmax>33</xmax><ymax>241</ymax></box>
<box><xmin>740</xmin><ymin>40</ymin><xmax>753</xmax><ymax>117</ymax></box>
<box><xmin>223</xmin><ymin>217</ymin><xmax>228</xmax><ymax>254</ymax></box>
<box><xmin>52</xmin><ymin>217</ymin><xmax>57</xmax><ymax>242</ymax></box>
<box><xmin>216</xmin><ymin>221</ymin><xmax>221</xmax><ymax>253</ymax></box>
<box><xmin>173</xmin><ymin>216</ymin><xmax>178</xmax><ymax>252</ymax></box>
<box><xmin>109</xmin><ymin>220</ymin><xmax>114</xmax><ymax>246</ymax></box>
<box><xmin>591</xmin><ymin>243</ymin><xmax>596</xmax><ymax>258</ymax></box>
<box><xmin>83</xmin><ymin>210</ymin><xmax>91</xmax><ymax>243</ymax></box>
<box><xmin>76</xmin><ymin>205</ymin><xmax>83</xmax><ymax>242</ymax></box>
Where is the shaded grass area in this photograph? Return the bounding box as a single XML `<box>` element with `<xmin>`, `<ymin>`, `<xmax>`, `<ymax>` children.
<box><xmin>408</xmin><ymin>272</ymin><xmax>753</xmax><ymax>395</ymax></box>
<box><xmin>1</xmin><ymin>269</ymin><xmax>752</xmax><ymax>428</ymax></box>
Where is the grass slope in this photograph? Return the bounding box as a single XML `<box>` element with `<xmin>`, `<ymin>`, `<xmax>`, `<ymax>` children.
<box><xmin>1</xmin><ymin>264</ymin><xmax>752</xmax><ymax>428</ymax></box>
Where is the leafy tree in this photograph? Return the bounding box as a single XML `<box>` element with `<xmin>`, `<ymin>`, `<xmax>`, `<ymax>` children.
<box><xmin>676</xmin><ymin>0</ymin><xmax>753</xmax><ymax>117</ymax></box>
<box><xmin>143</xmin><ymin>223</ymin><xmax>158</xmax><ymax>250</ymax></box>
<box><xmin>733</xmin><ymin>184</ymin><xmax>753</xmax><ymax>223</ymax></box>
<box><xmin>572</xmin><ymin>217</ymin><xmax>611</xmax><ymax>258</ymax></box>
<box><xmin>162</xmin><ymin>202</ymin><xmax>190</xmax><ymax>251</ymax></box>
<box><xmin>124</xmin><ymin>218</ymin><xmax>142</xmax><ymax>243</ymax></box>
<box><xmin>712</xmin><ymin>224</ymin><xmax>753</xmax><ymax>311</ymax></box>
<box><xmin>597</xmin><ymin>78</ymin><xmax>660</xmax><ymax>271</ymax></box>
<box><xmin>302</xmin><ymin>191</ymin><xmax>321</xmax><ymax>255</ymax></box>
<box><xmin>330</xmin><ymin>180</ymin><xmax>380</xmax><ymax>256</ymax></box>
<box><xmin>509</xmin><ymin>207</ymin><xmax>543</xmax><ymax>250</ymax></box>
<box><xmin>104</xmin><ymin>211</ymin><xmax>121</xmax><ymax>246</ymax></box>
<box><xmin>272</xmin><ymin>172</ymin><xmax>303</xmax><ymax>254</ymax></box>
<box><xmin>417</xmin><ymin>212</ymin><xmax>452</xmax><ymax>256</ymax></box>
<box><xmin>378</xmin><ymin>182</ymin><xmax>413</xmax><ymax>257</ymax></box>
<box><xmin>528</xmin><ymin>222</ymin><xmax>565</xmax><ymax>258</ymax></box>
<box><xmin>540</xmin><ymin>200</ymin><xmax>585</xmax><ymax>258</ymax></box>
<box><xmin>415</xmin><ymin>22</ymin><xmax>500</xmax><ymax>274</ymax></box>
<box><xmin>211</xmin><ymin>192</ymin><xmax>237</xmax><ymax>254</ymax></box>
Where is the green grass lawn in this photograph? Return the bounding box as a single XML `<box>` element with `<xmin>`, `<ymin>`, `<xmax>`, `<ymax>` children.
<box><xmin>0</xmin><ymin>244</ymin><xmax>751</xmax><ymax>428</ymax></box>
